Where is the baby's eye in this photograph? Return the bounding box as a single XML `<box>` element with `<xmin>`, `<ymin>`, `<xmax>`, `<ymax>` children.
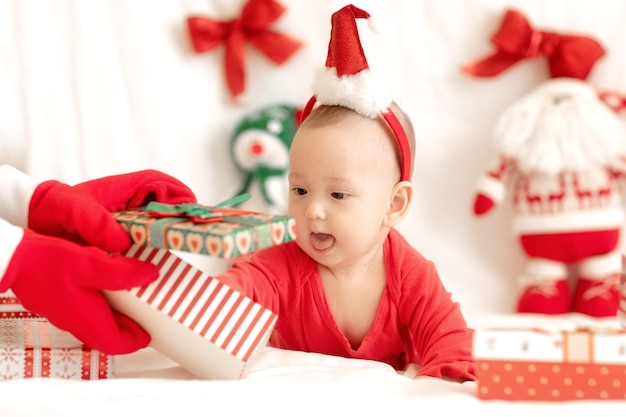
<box><xmin>292</xmin><ymin>187</ymin><xmax>307</xmax><ymax>196</ymax></box>
<box><xmin>331</xmin><ymin>192</ymin><xmax>348</xmax><ymax>200</ymax></box>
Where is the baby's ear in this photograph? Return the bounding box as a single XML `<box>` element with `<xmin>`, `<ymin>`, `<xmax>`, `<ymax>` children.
<box><xmin>384</xmin><ymin>181</ymin><xmax>413</xmax><ymax>227</ymax></box>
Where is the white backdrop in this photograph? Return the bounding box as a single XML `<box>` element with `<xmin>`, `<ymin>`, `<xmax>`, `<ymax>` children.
<box><xmin>2</xmin><ymin>0</ymin><xmax>626</xmax><ymax>316</ymax></box>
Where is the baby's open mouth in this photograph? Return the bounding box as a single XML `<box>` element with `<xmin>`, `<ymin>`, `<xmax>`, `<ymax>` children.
<box><xmin>311</xmin><ymin>232</ymin><xmax>335</xmax><ymax>252</ymax></box>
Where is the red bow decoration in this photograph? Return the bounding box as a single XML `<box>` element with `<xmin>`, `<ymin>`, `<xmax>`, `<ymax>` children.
<box><xmin>187</xmin><ymin>0</ymin><xmax>303</xmax><ymax>100</ymax></box>
<box><xmin>144</xmin><ymin>194</ymin><xmax>257</xmax><ymax>224</ymax></box>
<box><xmin>462</xmin><ymin>9</ymin><xmax>605</xmax><ymax>80</ymax></box>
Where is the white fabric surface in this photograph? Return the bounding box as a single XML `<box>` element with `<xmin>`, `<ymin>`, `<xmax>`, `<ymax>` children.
<box><xmin>1</xmin><ymin>316</ymin><xmax>626</xmax><ymax>416</ymax></box>
<box><xmin>2</xmin><ymin>1</ymin><xmax>626</xmax><ymax>415</ymax></box>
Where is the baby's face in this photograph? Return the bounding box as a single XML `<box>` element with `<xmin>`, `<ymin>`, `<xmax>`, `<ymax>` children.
<box><xmin>287</xmin><ymin>116</ymin><xmax>397</xmax><ymax>269</ymax></box>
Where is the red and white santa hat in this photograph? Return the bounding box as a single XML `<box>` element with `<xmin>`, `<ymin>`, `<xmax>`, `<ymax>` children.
<box><xmin>300</xmin><ymin>4</ymin><xmax>412</xmax><ymax>182</ymax></box>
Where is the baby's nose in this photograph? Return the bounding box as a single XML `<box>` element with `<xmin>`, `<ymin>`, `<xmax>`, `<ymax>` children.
<box><xmin>305</xmin><ymin>200</ymin><xmax>325</xmax><ymax>220</ymax></box>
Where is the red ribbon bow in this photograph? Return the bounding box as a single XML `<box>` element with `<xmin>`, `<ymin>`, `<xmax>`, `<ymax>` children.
<box><xmin>462</xmin><ymin>9</ymin><xmax>605</xmax><ymax>80</ymax></box>
<box><xmin>187</xmin><ymin>0</ymin><xmax>303</xmax><ymax>99</ymax></box>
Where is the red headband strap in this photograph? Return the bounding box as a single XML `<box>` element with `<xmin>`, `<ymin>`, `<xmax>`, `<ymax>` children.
<box><xmin>299</xmin><ymin>97</ymin><xmax>411</xmax><ymax>182</ymax></box>
<box><xmin>381</xmin><ymin>110</ymin><xmax>411</xmax><ymax>182</ymax></box>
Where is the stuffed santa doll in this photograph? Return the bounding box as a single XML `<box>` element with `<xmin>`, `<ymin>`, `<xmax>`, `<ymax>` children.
<box><xmin>0</xmin><ymin>164</ymin><xmax>196</xmax><ymax>353</ymax></box>
<box><xmin>464</xmin><ymin>9</ymin><xmax>626</xmax><ymax>317</ymax></box>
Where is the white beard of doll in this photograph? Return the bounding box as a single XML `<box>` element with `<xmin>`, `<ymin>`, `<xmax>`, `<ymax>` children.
<box><xmin>493</xmin><ymin>78</ymin><xmax>626</xmax><ymax>176</ymax></box>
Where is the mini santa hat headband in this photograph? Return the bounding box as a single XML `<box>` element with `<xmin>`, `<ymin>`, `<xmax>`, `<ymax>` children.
<box><xmin>299</xmin><ymin>4</ymin><xmax>412</xmax><ymax>182</ymax></box>
<box><xmin>462</xmin><ymin>8</ymin><xmax>605</xmax><ymax>80</ymax></box>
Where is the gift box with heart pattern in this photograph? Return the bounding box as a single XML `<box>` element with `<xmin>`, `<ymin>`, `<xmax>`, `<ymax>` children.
<box><xmin>114</xmin><ymin>207</ymin><xmax>295</xmax><ymax>259</ymax></box>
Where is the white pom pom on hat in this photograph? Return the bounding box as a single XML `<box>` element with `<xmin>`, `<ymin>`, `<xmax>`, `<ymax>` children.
<box><xmin>300</xmin><ymin>4</ymin><xmax>412</xmax><ymax>182</ymax></box>
<box><xmin>366</xmin><ymin>13</ymin><xmax>384</xmax><ymax>34</ymax></box>
<box><xmin>310</xmin><ymin>4</ymin><xmax>390</xmax><ymax>117</ymax></box>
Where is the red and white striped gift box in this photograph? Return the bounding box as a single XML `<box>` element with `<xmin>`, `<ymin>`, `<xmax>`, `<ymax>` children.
<box><xmin>106</xmin><ymin>245</ymin><xmax>277</xmax><ymax>380</ymax></box>
<box><xmin>0</xmin><ymin>318</ymin><xmax>113</xmax><ymax>380</ymax></box>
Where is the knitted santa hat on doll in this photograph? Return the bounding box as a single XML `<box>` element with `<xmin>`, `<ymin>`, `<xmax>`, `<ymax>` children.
<box><xmin>463</xmin><ymin>9</ymin><xmax>626</xmax><ymax>317</ymax></box>
<box><xmin>299</xmin><ymin>4</ymin><xmax>412</xmax><ymax>182</ymax></box>
<box><xmin>463</xmin><ymin>10</ymin><xmax>626</xmax><ymax>186</ymax></box>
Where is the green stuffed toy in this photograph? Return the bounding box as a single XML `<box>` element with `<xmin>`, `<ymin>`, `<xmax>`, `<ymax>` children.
<box><xmin>229</xmin><ymin>103</ymin><xmax>300</xmax><ymax>213</ymax></box>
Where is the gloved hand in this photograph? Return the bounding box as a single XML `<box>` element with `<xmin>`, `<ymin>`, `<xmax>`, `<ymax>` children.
<box><xmin>28</xmin><ymin>169</ymin><xmax>197</xmax><ymax>253</ymax></box>
<box><xmin>0</xmin><ymin>229</ymin><xmax>159</xmax><ymax>354</ymax></box>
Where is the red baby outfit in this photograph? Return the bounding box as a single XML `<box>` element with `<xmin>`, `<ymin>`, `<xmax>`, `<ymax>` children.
<box><xmin>216</xmin><ymin>228</ymin><xmax>476</xmax><ymax>381</ymax></box>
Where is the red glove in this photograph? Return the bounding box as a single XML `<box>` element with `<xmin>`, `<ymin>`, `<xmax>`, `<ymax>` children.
<box><xmin>72</xmin><ymin>169</ymin><xmax>197</xmax><ymax>212</ymax></box>
<box><xmin>473</xmin><ymin>192</ymin><xmax>495</xmax><ymax>215</ymax></box>
<box><xmin>0</xmin><ymin>229</ymin><xmax>159</xmax><ymax>354</ymax></box>
<box><xmin>28</xmin><ymin>170</ymin><xmax>197</xmax><ymax>253</ymax></box>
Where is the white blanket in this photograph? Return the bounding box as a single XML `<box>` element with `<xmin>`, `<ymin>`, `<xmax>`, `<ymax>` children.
<box><xmin>1</xmin><ymin>315</ymin><xmax>625</xmax><ymax>417</ymax></box>
<box><xmin>0</xmin><ymin>348</ymin><xmax>623</xmax><ymax>417</ymax></box>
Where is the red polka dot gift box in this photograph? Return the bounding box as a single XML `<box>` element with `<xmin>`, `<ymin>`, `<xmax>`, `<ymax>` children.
<box><xmin>473</xmin><ymin>317</ymin><xmax>626</xmax><ymax>401</ymax></box>
<box><xmin>114</xmin><ymin>200</ymin><xmax>295</xmax><ymax>260</ymax></box>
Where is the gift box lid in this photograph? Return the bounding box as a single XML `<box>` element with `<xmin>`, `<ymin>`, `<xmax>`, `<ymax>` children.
<box><xmin>114</xmin><ymin>201</ymin><xmax>295</xmax><ymax>259</ymax></box>
<box><xmin>1</xmin><ymin>290</ymin><xmax>43</xmax><ymax>319</ymax></box>
<box><xmin>472</xmin><ymin>314</ymin><xmax>626</xmax><ymax>364</ymax></box>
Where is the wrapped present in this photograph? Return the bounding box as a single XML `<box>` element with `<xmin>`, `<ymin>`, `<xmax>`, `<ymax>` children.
<box><xmin>619</xmin><ymin>254</ymin><xmax>626</xmax><ymax>327</ymax></box>
<box><xmin>114</xmin><ymin>201</ymin><xmax>295</xmax><ymax>259</ymax></box>
<box><xmin>0</xmin><ymin>291</ymin><xmax>41</xmax><ymax>319</ymax></box>
<box><xmin>473</xmin><ymin>322</ymin><xmax>626</xmax><ymax>401</ymax></box>
<box><xmin>105</xmin><ymin>244</ymin><xmax>277</xmax><ymax>380</ymax></box>
<box><xmin>0</xmin><ymin>318</ymin><xmax>113</xmax><ymax>380</ymax></box>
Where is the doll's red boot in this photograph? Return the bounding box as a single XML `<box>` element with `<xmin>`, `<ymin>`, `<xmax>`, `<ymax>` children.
<box><xmin>572</xmin><ymin>275</ymin><xmax>620</xmax><ymax>317</ymax></box>
<box><xmin>516</xmin><ymin>279</ymin><xmax>569</xmax><ymax>314</ymax></box>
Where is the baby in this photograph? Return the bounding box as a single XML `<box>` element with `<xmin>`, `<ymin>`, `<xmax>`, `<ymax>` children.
<box><xmin>217</xmin><ymin>102</ymin><xmax>475</xmax><ymax>381</ymax></box>
<box><xmin>216</xmin><ymin>4</ymin><xmax>475</xmax><ymax>381</ymax></box>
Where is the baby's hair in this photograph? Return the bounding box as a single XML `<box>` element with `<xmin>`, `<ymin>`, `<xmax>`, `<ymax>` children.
<box><xmin>299</xmin><ymin>103</ymin><xmax>416</xmax><ymax>181</ymax></box>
